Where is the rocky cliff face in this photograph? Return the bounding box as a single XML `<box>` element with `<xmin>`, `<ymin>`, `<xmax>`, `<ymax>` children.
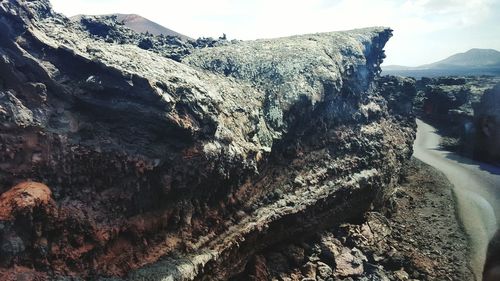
<box><xmin>0</xmin><ymin>0</ymin><xmax>415</xmax><ymax>280</ymax></box>
<box><xmin>413</xmin><ymin>76</ymin><xmax>500</xmax><ymax>155</ymax></box>
<box><xmin>473</xmin><ymin>83</ymin><xmax>500</xmax><ymax>164</ymax></box>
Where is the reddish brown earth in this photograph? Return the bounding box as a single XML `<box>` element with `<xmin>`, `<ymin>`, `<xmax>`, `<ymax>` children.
<box><xmin>0</xmin><ymin>182</ymin><xmax>54</xmax><ymax>221</ymax></box>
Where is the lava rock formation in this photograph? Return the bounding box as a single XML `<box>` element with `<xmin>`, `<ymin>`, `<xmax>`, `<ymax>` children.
<box><xmin>0</xmin><ymin>0</ymin><xmax>415</xmax><ymax>280</ymax></box>
<box><xmin>474</xmin><ymin>83</ymin><xmax>500</xmax><ymax>164</ymax></box>
<box><xmin>413</xmin><ymin>76</ymin><xmax>500</xmax><ymax>158</ymax></box>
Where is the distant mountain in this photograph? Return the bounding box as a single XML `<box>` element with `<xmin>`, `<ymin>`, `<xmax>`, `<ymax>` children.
<box><xmin>422</xmin><ymin>49</ymin><xmax>500</xmax><ymax>68</ymax></box>
<box><xmin>382</xmin><ymin>49</ymin><xmax>500</xmax><ymax>77</ymax></box>
<box><xmin>71</xmin><ymin>14</ymin><xmax>192</xmax><ymax>41</ymax></box>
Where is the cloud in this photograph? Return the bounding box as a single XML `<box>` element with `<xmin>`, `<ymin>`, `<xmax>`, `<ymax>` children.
<box><xmin>402</xmin><ymin>0</ymin><xmax>494</xmax><ymax>26</ymax></box>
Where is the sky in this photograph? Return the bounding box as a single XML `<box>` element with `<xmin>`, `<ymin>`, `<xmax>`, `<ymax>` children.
<box><xmin>50</xmin><ymin>0</ymin><xmax>500</xmax><ymax>66</ymax></box>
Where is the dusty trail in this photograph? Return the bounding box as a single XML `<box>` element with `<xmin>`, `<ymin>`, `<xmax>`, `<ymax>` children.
<box><xmin>413</xmin><ymin>119</ymin><xmax>500</xmax><ymax>280</ymax></box>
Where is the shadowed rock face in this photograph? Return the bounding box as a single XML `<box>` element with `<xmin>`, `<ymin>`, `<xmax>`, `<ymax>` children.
<box><xmin>411</xmin><ymin>76</ymin><xmax>500</xmax><ymax>157</ymax></box>
<box><xmin>474</xmin><ymin>84</ymin><xmax>500</xmax><ymax>164</ymax></box>
<box><xmin>0</xmin><ymin>0</ymin><xmax>415</xmax><ymax>280</ymax></box>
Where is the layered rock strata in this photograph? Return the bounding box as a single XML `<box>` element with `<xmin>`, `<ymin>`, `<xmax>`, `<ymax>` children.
<box><xmin>231</xmin><ymin>159</ymin><xmax>473</xmax><ymax>281</ymax></box>
<box><xmin>0</xmin><ymin>0</ymin><xmax>415</xmax><ymax>279</ymax></box>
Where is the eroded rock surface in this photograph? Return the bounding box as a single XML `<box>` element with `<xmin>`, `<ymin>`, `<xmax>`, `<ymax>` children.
<box><xmin>413</xmin><ymin>75</ymin><xmax>500</xmax><ymax>155</ymax></box>
<box><xmin>0</xmin><ymin>0</ymin><xmax>415</xmax><ymax>280</ymax></box>
<box><xmin>70</xmin><ymin>14</ymin><xmax>232</xmax><ymax>62</ymax></box>
<box><xmin>232</xmin><ymin>159</ymin><xmax>473</xmax><ymax>281</ymax></box>
<box><xmin>473</xmin><ymin>83</ymin><xmax>500</xmax><ymax>164</ymax></box>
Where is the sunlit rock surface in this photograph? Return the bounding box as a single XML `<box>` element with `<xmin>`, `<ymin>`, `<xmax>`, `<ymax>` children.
<box><xmin>0</xmin><ymin>0</ymin><xmax>415</xmax><ymax>279</ymax></box>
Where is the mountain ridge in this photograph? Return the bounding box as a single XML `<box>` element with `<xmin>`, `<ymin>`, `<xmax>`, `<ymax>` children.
<box><xmin>382</xmin><ymin>48</ymin><xmax>500</xmax><ymax>77</ymax></box>
<box><xmin>422</xmin><ymin>48</ymin><xmax>500</xmax><ymax>68</ymax></box>
<box><xmin>71</xmin><ymin>13</ymin><xmax>192</xmax><ymax>40</ymax></box>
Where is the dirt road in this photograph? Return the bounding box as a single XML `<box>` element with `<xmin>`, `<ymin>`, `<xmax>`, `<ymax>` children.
<box><xmin>413</xmin><ymin>119</ymin><xmax>500</xmax><ymax>279</ymax></box>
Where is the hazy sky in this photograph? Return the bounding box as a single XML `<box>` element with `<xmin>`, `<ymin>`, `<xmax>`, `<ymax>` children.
<box><xmin>51</xmin><ymin>0</ymin><xmax>500</xmax><ymax>66</ymax></box>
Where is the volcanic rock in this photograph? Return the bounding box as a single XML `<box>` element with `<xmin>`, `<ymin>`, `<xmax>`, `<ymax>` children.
<box><xmin>413</xmin><ymin>76</ymin><xmax>500</xmax><ymax>155</ymax></box>
<box><xmin>0</xmin><ymin>182</ymin><xmax>54</xmax><ymax>221</ymax></box>
<box><xmin>0</xmin><ymin>0</ymin><xmax>415</xmax><ymax>280</ymax></box>
<box><xmin>473</xmin><ymin>83</ymin><xmax>500</xmax><ymax>164</ymax></box>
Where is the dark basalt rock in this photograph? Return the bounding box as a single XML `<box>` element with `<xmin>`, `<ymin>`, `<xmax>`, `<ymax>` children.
<box><xmin>473</xmin><ymin>83</ymin><xmax>500</xmax><ymax>164</ymax></box>
<box><xmin>416</xmin><ymin>76</ymin><xmax>500</xmax><ymax>118</ymax></box>
<box><xmin>73</xmin><ymin>14</ymin><xmax>233</xmax><ymax>62</ymax></box>
<box><xmin>376</xmin><ymin>76</ymin><xmax>417</xmax><ymax>121</ymax></box>
<box><xmin>0</xmin><ymin>0</ymin><xmax>415</xmax><ymax>280</ymax></box>
<box><xmin>413</xmin><ymin>76</ymin><xmax>500</xmax><ymax>155</ymax></box>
